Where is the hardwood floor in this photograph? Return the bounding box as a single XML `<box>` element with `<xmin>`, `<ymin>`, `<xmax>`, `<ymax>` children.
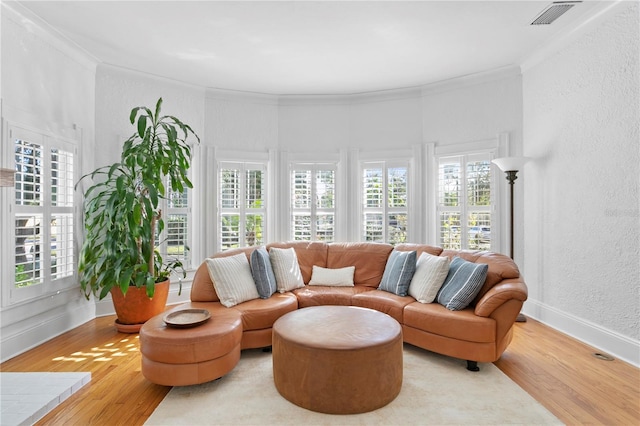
<box><xmin>1</xmin><ymin>314</ymin><xmax>638</xmax><ymax>425</ymax></box>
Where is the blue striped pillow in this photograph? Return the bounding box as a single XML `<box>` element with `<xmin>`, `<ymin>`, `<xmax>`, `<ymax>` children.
<box><xmin>378</xmin><ymin>250</ymin><xmax>417</xmax><ymax>296</ymax></box>
<box><xmin>250</xmin><ymin>248</ymin><xmax>277</xmax><ymax>299</ymax></box>
<box><xmin>436</xmin><ymin>257</ymin><xmax>488</xmax><ymax>310</ymax></box>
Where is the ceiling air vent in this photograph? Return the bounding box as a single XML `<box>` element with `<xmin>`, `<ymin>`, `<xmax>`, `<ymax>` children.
<box><xmin>530</xmin><ymin>1</ymin><xmax>581</xmax><ymax>25</ymax></box>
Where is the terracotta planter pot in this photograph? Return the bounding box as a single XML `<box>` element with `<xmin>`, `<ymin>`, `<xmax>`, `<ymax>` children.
<box><xmin>110</xmin><ymin>279</ymin><xmax>170</xmax><ymax>333</ymax></box>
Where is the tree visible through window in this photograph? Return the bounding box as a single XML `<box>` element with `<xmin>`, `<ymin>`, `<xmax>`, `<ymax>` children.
<box><xmin>362</xmin><ymin>163</ymin><xmax>408</xmax><ymax>244</ymax></box>
<box><xmin>291</xmin><ymin>165</ymin><xmax>335</xmax><ymax>241</ymax></box>
<box><xmin>219</xmin><ymin>163</ymin><xmax>266</xmax><ymax>250</ymax></box>
<box><xmin>159</xmin><ymin>179</ymin><xmax>190</xmax><ymax>267</ymax></box>
<box><xmin>13</xmin><ymin>130</ymin><xmax>76</xmax><ymax>296</ymax></box>
<box><xmin>438</xmin><ymin>154</ymin><xmax>492</xmax><ymax>250</ymax></box>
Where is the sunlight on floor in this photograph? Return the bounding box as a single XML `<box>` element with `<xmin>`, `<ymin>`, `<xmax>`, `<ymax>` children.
<box><xmin>51</xmin><ymin>337</ymin><xmax>139</xmax><ymax>363</ymax></box>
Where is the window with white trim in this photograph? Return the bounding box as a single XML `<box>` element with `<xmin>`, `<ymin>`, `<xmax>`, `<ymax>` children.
<box><xmin>11</xmin><ymin>126</ymin><xmax>77</xmax><ymax>301</ymax></box>
<box><xmin>361</xmin><ymin>162</ymin><xmax>408</xmax><ymax>244</ymax></box>
<box><xmin>290</xmin><ymin>164</ymin><xmax>336</xmax><ymax>241</ymax></box>
<box><xmin>157</xmin><ymin>179</ymin><xmax>191</xmax><ymax>268</ymax></box>
<box><xmin>219</xmin><ymin>162</ymin><xmax>266</xmax><ymax>250</ymax></box>
<box><xmin>437</xmin><ymin>153</ymin><xmax>492</xmax><ymax>250</ymax></box>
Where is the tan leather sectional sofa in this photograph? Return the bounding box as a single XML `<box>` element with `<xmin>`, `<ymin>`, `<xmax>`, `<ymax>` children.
<box><xmin>140</xmin><ymin>241</ymin><xmax>527</xmax><ymax>386</ymax></box>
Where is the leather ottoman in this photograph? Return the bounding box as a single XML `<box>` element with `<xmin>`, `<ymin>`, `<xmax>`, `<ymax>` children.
<box><xmin>272</xmin><ymin>306</ymin><xmax>403</xmax><ymax>414</ymax></box>
<box><xmin>139</xmin><ymin>302</ymin><xmax>243</xmax><ymax>386</ymax></box>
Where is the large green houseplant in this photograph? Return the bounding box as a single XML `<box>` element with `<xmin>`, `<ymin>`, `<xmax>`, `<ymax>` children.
<box><xmin>77</xmin><ymin>98</ymin><xmax>199</xmax><ymax>327</ymax></box>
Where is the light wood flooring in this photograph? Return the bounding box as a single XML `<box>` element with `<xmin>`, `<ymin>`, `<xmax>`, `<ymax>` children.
<box><xmin>1</xmin><ymin>314</ymin><xmax>638</xmax><ymax>425</ymax></box>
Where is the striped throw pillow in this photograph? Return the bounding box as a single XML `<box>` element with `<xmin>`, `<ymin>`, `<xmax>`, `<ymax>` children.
<box><xmin>436</xmin><ymin>257</ymin><xmax>488</xmax><ymax>310</ymax></box>
<box><xmin>378</xmin><ymin>250</ymin><xmax>417</xmax><ymax>296</ymax></box>
<box><xmin>250</xmin><ymin>248</ymin><xmax>277</xmax><ymax>298</ymax></box>
<box><xmin>205</xmin><ymin>253</ymin><xmax>260</xmax><ymax>307</ymax></box>
<box><xmin>269</xmin><ymin>247</ymin><xmax>305</xmax><ymax>293</ymax></box>
<box><xmin>408</xmin><ymin>252</ymin><xmax>451</xmax><ymax>303</ymax></box>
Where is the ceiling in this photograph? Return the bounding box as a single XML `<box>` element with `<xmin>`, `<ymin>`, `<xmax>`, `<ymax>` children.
<box><xmin>16</xmin><ymin>1</ymin><xmax>614</xmax><ymax>95</ymax></box>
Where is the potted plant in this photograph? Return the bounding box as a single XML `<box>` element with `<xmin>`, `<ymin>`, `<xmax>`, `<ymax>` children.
<box><xmin>77</xmin><ymin>98</ymin><xmax>200</xmax><ymax>332</ymax></box>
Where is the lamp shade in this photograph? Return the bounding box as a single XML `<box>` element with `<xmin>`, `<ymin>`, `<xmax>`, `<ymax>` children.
<box><xmin>491</xmin><ymin>156</ymin><xmax>531</xmax><ymax>172</ymax></box>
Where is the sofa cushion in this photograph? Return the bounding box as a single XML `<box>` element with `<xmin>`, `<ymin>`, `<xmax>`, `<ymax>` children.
<box><xmin>351</xmin><ymin>289</ymin><xmax>414</xmax><ymax>324</ymax></box>
<box><xmin>293</xmin><ymin>285</ymin><xmax>373</xmax><ymax>308</ymax></box>
<box><xmin>230</xmin><ymin>293</ymin><xmax>298</xmax><ymax>331</ymax></box>
<box><xmin>403</xmin><ymin>302</ymin><xmax>495</xmax><ymax>343</ymax></box>
<box><xmin>267</xmin><ymin>241</ymin><xmax>328</xmax><ymax>283</ymax></box>
<box><xmin>327</xmin><ymin>242</ymin><xmax>393</xmax><ymax>287</ymax></box>
<box><xmin>378</xmin><ymin>250</ymin><xmax>417</xmax><ymax>297</ymax></box>
<box><xmin>250</xmin><ymin>247</ymin><xmax>277</xmax><ymax>299</ymax></box>
<box><xmin>308</xmin><ymin>265</ymin><xmax>355</xmax><ymax>287</ymax></box>
<box><xmin>408</xmin><ymin>252</ymin><xmax>450</xmax><ymax>303</ymax></box>
<box><xmin>395</xmin><ymin>243</ymin><xmax>444</xmax><ymax>257</ymax></box>
<box><xmin>436</xmin><ymin>257</ymin><xmax>488</xmax><ymax>310</ymax></box>
<box><xmin>205</xmin><ymin>254</ymin><xmax>261</xmax><ymax>308</ymax></box>
<box><xmin>269</xmin><ymin>247</ymin><xmax>305</xmax><ymax>293</ymax></box>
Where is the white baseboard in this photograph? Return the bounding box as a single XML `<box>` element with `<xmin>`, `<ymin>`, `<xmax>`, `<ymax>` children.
<box><xmin>523</xmin><ymin>299</ymin><xmax>640</xmax><ymax>367</ymax></box>
<box><xmin>0</xmin><ymin>301</ymin><xmax>95</xmax><ymax>363</ymax></box>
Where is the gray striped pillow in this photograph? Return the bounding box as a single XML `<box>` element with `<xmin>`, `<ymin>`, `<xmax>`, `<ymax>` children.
<box><xmin>250</xmin><ymin>248</ymin><xmax>277</xmax><ymax>298</ymax></box>
<box><xmin>378</xmin><ymin>250</ymin><xmax>417</xmax><ymax>296</ymax></box>
<box><xmin>436</xmin><ymin>257</ymin><xmax>488</xmax><ymax>310</ymax></box>
<box><xmin>205</xmin><ymin>253</ymin><xmax>260</xmax><ymax>307</ymax></box>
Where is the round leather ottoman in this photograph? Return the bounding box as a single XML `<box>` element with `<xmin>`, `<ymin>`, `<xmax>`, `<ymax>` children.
<box><xmin>139</xmin><ymin>302</ymin><xmax>243</xmax><ymax>386</ymax></box>
<box><xmin>272</xmin><ymin>306</ymin><xmax>403</xmax><ymax>414</ymax></box>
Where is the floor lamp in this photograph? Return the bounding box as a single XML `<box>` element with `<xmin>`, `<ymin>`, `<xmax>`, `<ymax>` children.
<box><xmin>491</xmin><ymin>156</ymin><xmax>530</xmax><ymax>323</ymax></box>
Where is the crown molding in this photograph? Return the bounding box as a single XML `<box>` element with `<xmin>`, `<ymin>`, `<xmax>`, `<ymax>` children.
<box><xmin>99</xmin><ymin>63</ymin><xmax>206</xmax><ymax>94</ymax></box>
<box><xmin>2</xmin><ymin>1</ymin><xmax>98</xmax><ymax>71</ymax></box>
<box><xmin>206</xmin><ymin>88</ymin><xmax>279</xmax><ymax>106</ymax></box>
<box><xmin>420</xmin><ymin>65</ymin><xmax>522</xmax><ymax>96</ymax></box>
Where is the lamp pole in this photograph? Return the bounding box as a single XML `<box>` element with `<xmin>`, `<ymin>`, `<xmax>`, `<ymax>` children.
<box><xmin>492</xmin><ymin>157</ymin><xmax>530</xmax><ymax>323</ymax></box>
<box><xmin>505</xmin><ymin>170</ymin><xmax>518</xmax><ymax>260</ymax></box>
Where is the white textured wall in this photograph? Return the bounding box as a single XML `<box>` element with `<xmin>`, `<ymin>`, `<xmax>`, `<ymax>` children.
<box><xmin>422</xmin><ymin>72</ymin><xmax>523</xmax><ymax>148</ymax></box>
<box><xmin>522</xmin><ymin>3</ymin><xmax>639</xmax><ymax>363</ymax></box>
<box><xmin>278</xmin><ymin>94</ymin><xmax>423</xmax><ymax>152</ymax></box>
<box><xmin>1</xmin><ymin>3</ymin><xmax>97</xmax><ymax>361</ymax></box>
<box><xmin>1</xmin><ymin>7</ymin><xmax>95</xmax><ymax>132</ymax></box>
<box><xmin>205</xmin><ymin>93</ymin><xmax>279</xmax><ymax>151</ymax></box>
<box><xmin>95</xmin><ymin>65</ymin><xmax>205</xmax><ymax>167</ymax></box>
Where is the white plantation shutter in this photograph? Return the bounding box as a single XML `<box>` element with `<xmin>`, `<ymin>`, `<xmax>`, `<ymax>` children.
<box><xmin>362</xmin><ymin>162</ymin><xmax>408</xmax><ymax>244</ymax></box>
<box><xmin>290</xmin><ymin>164</ymin><xmax>335</xmax><ymax>241</ymax></box>
<box><xmin>219</xmin><ymin>162</ymin><xmax>266</xmax><ymax>250</ymax></box>
<box><xmin>437</xmin><ymin>154</ymin><xmax>492</xmax><ymax>250</ymax></box>
<box><xmin>11</xmin><ymin>126</ymin><xmax>77</xmax><ymax>302</ymax></box>
<box><xmin>159</xmin><ymin>179</ymin><xmax>191</xmax><ymax>266</ymax></box>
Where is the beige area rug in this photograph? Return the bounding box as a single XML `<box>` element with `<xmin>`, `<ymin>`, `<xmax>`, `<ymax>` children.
<box><xmin>145</xmin><ymin>344</ymin><xmax>560</xmax><ymax>425</ymax></box>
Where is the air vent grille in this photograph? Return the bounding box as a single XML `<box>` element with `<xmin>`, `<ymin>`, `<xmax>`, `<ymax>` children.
<box><xmin>531</xmin><ymin>1</ymin><xmax>581</xmax><ymax>25</ymax></box>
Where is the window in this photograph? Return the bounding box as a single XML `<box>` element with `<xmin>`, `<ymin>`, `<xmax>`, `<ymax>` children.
<box><xmin>437</xmin><ymin>154</ymin><xmax>492</xmax><ymax>250</ymax></box>
<box><xmin>11</xmin><ymin>127</ymin><xmax>77</xmax><ymax>301</ymax></box>
<box><xmin>362</xmin><ymin>162</ymin><xmax>408</xmax><ymax>244</ymax></box>
<box><xmin>157</xmin><ymin>179</ymin><xmax>191</xmax><ymax>267</ymax></box>
<box><xmin>219</xmin><ymin>162</ymin><xmax>266</xmax><ymax>250</ymax></box>
<box><xmin>290</xmin><ymin>164</ymin><xmax>336</xmax><ymax>241</ymax></box>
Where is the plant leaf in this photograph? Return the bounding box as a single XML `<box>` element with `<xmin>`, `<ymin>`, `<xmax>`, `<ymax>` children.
<box><xmin>137</xmin><ymin>115</ymin><xmax>147</xmax><ymax>138</ymax></box>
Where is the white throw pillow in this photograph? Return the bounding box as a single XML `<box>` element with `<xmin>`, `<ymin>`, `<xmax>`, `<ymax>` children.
<box><xmin>205</xmin><ymin>253</ymin><xmax>260</xmax><ymax>307</ymax></box>
<box><xmin>308</xmin><ymin>265</ymin><xmax>355</xmax><ymax>287</ymax></box>
<box><xmin>408</xmin><ymin>252</ymin><xmax>450</xmax><ymax>304</ymax></box>
<box><xmin>269</xmin><ymin>247</ymin><xmax>305</xmax><ymax>293</ymax></box>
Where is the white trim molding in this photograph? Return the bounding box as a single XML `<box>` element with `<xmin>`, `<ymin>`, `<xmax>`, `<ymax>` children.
<box><xmin>523</xmin><ymin>299</ymin><xmax>640</xmax><ymax>368</ymax></box>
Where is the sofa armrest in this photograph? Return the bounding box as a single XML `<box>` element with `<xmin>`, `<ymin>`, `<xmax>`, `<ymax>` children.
<box><xmin>474</xmin><ymin>279</ymin><xmax>528</xmax><ymax>318</ymax></box>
